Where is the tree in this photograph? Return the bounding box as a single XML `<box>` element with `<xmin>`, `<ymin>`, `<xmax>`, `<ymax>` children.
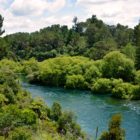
<box><xmin>99</xmin><ymin>114</ymin><xmax>125</xmax><ymax>140</ymax></box>
<box><xmin>0</xmin><ymin>15</ymin><xmax>7</xmax><ymax>59</ymax></box>
<box><xmin>103</xmin><ymin>51</ymin><xmax>135</xmax><ymax>81</ymax></box>
<box><xmin>72</xmin><ymin>16</ymin><xmax>78</xmax><ymax>31</ymax></box>
<box><xmin>121</xmin><ymin>43</ymin><xmax>136</xmax><ymax>61</ymax></box>
<box><xmin>50</xmin><ymin>102</ymin><xmax>62</xmax><ymax>121</ymax></box>
<box><xmin>134</xmin><ymin>23</ymin><xmax>140</xmax><ymax>69</ymax></box>
<box><xmin>0</xmin><ymin>15</ymin><xmax>4</xmax><ymax>36</ymax></box>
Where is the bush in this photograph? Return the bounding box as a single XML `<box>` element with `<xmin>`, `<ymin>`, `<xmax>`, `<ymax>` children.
<box><xmin>22</xmin><ymin>58</ymin><xmax>39</xmax><ymax>75</ymax></box>
<box><xmin>58</xmin><ymin>111</ymin><xmax>84</xmax><ymax>139</ymax></box>
<box><xmin>21</xmin><ymin>109</ymin><xmax>37</xmax><ymax>125</ymax></box>
<box><xmin>65</xmin><ymin>75</ymin><xmax>88</xmax><ymax>89</ymax></box>
<box><xmin>112</xmin><ymin>83</ymin><xmax>140</xmax><ymax>99</ymax></box>
<box><xmin>91</xmin><ymin>78</ymin><xmax>112</xmax><ymax>94</ymax></box>
<box><xmin>8</xmin><ymin>127</ymin><xmax>32</xmax><ymax>140</ymax></box>
<box><xmin>84</xmin><ymin>65</ymin><xmax>101</xmax><ymax>83</ymax></box>
<box><xmin>132</xmin><ymin>85</ymin><xmax>140</xmax><ymax>100</ymax></box>
<box><xmin>103</xmin><ymin>51</ymin><xmax>135</xmax><ymax>81</ymax></box>
<box><xmin>112</xmin><ymin>83</ymin><xmax>134</xmax><ymax>99</ymax></box>
<box><xmin>50</xmin><ymin>102</ymin><xmax>62</xmax><ymax>121</ymax></box>
<box><xmin>91</xmin><ymin>78</ymin><xmax>140</xmax><ymax>100</ymax></box>
<box><xmin>135</xmin><ymin>70</ymin><xmax>140</xmax><ymax>84</ymax></box>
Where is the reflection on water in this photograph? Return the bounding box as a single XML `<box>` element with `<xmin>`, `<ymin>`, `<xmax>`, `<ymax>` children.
<box><xmin>23</xmin><ymin>83</ymin><xmax>140</xmax><ymax>140</ymax></box>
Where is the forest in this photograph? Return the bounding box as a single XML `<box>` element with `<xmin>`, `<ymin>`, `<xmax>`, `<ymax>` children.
<box><xmin>0</xmin><ymin>13</ymin><xmax>140</xmax><ymax>140</ymax></box>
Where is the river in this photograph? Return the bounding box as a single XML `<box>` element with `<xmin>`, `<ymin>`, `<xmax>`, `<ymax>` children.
<box><xmin>23</xmin><ymin>83</ymin><xmax>140</xmax><ymax>140</ymax></box>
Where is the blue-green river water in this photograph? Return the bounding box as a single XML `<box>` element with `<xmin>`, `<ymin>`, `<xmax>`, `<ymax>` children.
<box><xmin>23</xmin><ymin>83</ymin><xmax>140</xmax><ymax>140</ymax></box>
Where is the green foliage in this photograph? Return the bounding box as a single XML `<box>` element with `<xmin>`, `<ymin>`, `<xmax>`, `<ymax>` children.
<box><xmin>21</xmin><ymin>55</ymin><xmax>140</xmax><ymax>100</ymax></box>
<box><xmin>0</xmin><ymin>14</ymin><xmax>136</xmax><ymax>139</ymax></box>
<box><xmin>103</xmin><ymin>51</ymin><xmax>135</xmax><ymax>81</ymax></box>
<box><xmin>21</xmin><ymin>109</ymin><xmax>37</xmax><ymax>125</ymax></box>
<box><xmin>30</xmin><ymin>97</ymin><xmax>48</xmax><ymax>119</ymax></box>
<box><xmin>112</xmin><ymin>83</ymin><xmax>140</xmax><ymax>100</ymax></box>
<box><xmin>22</xmin><ymin>58</ymin><xmax>39</xmax><ymax>75</ymax></box>
<box><xmin>85</xmin><ymin>39</ymin><xmax>117</xmax><ymax>60</ymax></box>
<box><xmin>112</xmin><ymin>83</ymin><xmax>135</xmax><ymax>99</ymax></box>
<box><xmin>99</xmin><ymin>114</ymin><xmax>125</xmax><ymax>140</ymax></box>
<box><xmin>8</xmin><ymin>127</ymin><xmax>32</xmax><ymax>140</ymax></box>
<box><xmin>134</xmin><ymin>23</ymin><xmax>140</xmax><ymax>69</ymax></box>
<box><xmin>91</xmin><ymin>78</ymin><xmax>112</xmax><ymax>94</ymax></box>
<box><xmin>50</xmin><ymin>102</ymin><xmax>62</xmax><ymax>121</ymax></box>
<box><xmin>0</xmin><ymin>66</ymin><xmax>20</xmax><ymax>104</ymax></box>
<box><xmin>121</xmin><ymin>43</ymin><xmax>136</xmax><ymax>61</ymax></box>
<box><xmin>0</xmin><ymin>94</ymin><xmax>8</xmax><ymax>107</ymax></box>
<box><xmin>84</xmin><ymin>64</ymin><xmax>102</xmax><ymax>83</ymax></box>
<box><xmin>135</xmin><ymin>70</ymin><xmax>140</xmax><ymax>84</ymax></box>
<box><xmin>0</xmin><ymin>39</ymin><xmax>8</xmax><ymax>60</ymax></box>
<box><xmin>0</xmin><ymin>60</ymin><xmax>85</xmax><ymax>140</ymax></box>
<box><xmin>91</xmin><ymin>78</ymin><xmax>140</xmax><ymax>99</ymax></box>
<box><xmin>58</xmin><ymin>111</ymin><xmax>84</xmax><ymax>139</ymax></box>
<box><xmin>22</xmin><ymin>58</ymin><xmax>39</xmax><ymax>82</ymax></box>
<box><xmin>0</xmin><ymin>15</ymin><xmax>135</xmax><ymax>61</ymax></box>
<box><xmin>65</xmin><ymin>75</ymin><xmax>87</xmax><ymax>89</ymax></box>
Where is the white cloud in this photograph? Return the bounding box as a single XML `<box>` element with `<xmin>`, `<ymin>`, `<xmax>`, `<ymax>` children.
<box><xmin>46</xmin><ymin>0</ymin><xmax>66</xmax><ymax>12</ymax></box>
<box><xmin>0</xmin><ymin>0</ymin><xmax>140</xmax><ymax>35</ymax></box>
<box><xmin>10</xmin><ymin>0</ymin><xmax>46</xmax><ymax>16</ymax></box>
<box><xmin>0</xmin><ymin>0</ymin><xmax>67</xmax><ymax>35</ymax></box>
<box><xmin>10</xmin><ymin>0</ymin><xmax>66</xmax><ymax>16</ymax></box>
<box><xmin>77</xmin><ymin>0</ymin><xmax>140</xmax><ymax>27</ymax></box>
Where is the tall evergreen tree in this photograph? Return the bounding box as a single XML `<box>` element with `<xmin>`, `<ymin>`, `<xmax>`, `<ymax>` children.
<box><xmin>134</xmin><ymin>23</ymin><xmax>140</xmax><ymax>69</ymax></box>
<box><xmin>0</xmin><ymin>14</ymin><xmax>4</xmax><ymax>36</ymax></box>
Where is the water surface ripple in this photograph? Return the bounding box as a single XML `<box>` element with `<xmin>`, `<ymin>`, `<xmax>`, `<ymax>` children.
<box><xmin>23</xmin><ymin>83</ymin><xmax>140</xmax><ymax>140</ymax></box>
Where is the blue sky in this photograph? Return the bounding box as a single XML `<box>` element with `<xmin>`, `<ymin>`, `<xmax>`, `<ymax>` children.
<box><xmin>0</xmin><ymin>0</ymin><xmax>140</xmax><ymax>35</ymax></box>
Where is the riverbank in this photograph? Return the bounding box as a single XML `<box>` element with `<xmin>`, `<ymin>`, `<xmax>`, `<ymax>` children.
<box><xmin>22</xmin><ymin>53</ymin><xmax>140</xmax><ymax>100</ymax></box>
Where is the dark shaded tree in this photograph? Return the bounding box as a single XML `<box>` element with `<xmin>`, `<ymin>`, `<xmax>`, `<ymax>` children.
<box><xmin>134</xmin><ymin>23</ymin><xmax>140</xmax><ymax>69</ymax></box>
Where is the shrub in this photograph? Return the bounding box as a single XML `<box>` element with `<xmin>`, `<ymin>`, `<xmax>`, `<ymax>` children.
<box><xmin>135</xmin><ymin>70</ymin><xmax>140</xmax><ymax>84</ymax></box>
<box><xmin>50</xmin><ymin>102</ymin><xmax>62</xmax><ymax>121</ymax></box>
<box><xmin>65</xmin><ymin>75</ymin><xmax>88</xmax><ymax>89</ymax></box>
<box><xmin>84</xmin><ymin>65</ymin><xmax>101</xmax><ymax>83</ymax></box>
<box><xmin>8</xmin><ymin>127</ymin><xmax>32</xmax><ymax>140</ymax></box>
<box><xmin>58</xmin><ymin>111</ymin><xmax>84</xmax><ymax>139</ymax></box>
<box><xmin>112</xmin><ymin>83</ymin><xmax>137</xmax><ymax>99</ymax></box>
<box><xmin>103</xmin><ymin>51</ymin><xmax>135</xmax><ymax>81</ymax></box>
<box><xmin>21</xmin><ymin>109</ymin><xmax>37</xmax><ymax>125</ymax></box>
<box><xmin>91</xmin><ymin>78</ymin><xmax>112</xmax><ymax>94</ymax></box>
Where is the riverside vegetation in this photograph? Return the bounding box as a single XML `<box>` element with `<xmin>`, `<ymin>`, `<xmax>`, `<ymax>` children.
<box><xmin>0</xmin><ymin>59</ymin><xmax>125</xmax><ymax>140</ymax></box>
<box><xmin>0</xmin><ymin>14</ymin><xmax>140</xmax><ymax>139</ymax></box>
<box><xmin>0</xmin><ymin>14</ymin><xmax>140</xmax><ymax>99</ymax></box>
<box><xmin>0</xmin><ymin>60</ymin><xmax>86</xmax><ymax>140</ymax></box>
<box><xmin>22</xmin><ymin>53</ymin><xmax>140</xmax><ymax>100</ymax></box>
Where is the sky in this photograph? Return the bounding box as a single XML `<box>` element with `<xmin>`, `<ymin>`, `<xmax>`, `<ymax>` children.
<box><xmin>0</xmin><ymin>0</ymin><xmax>140</xmax><ymax>35</ymax></box>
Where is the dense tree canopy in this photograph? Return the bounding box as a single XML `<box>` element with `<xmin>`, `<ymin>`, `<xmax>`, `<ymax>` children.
<box><xmin>134</xmin><ymin>23</ymin><xmax>140</xmax><ymax>69</ymax></box>
<box><xmin>0</xmin><ymin>15</ymin><xmax>136</xmax><ymax>61</ymax></box>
